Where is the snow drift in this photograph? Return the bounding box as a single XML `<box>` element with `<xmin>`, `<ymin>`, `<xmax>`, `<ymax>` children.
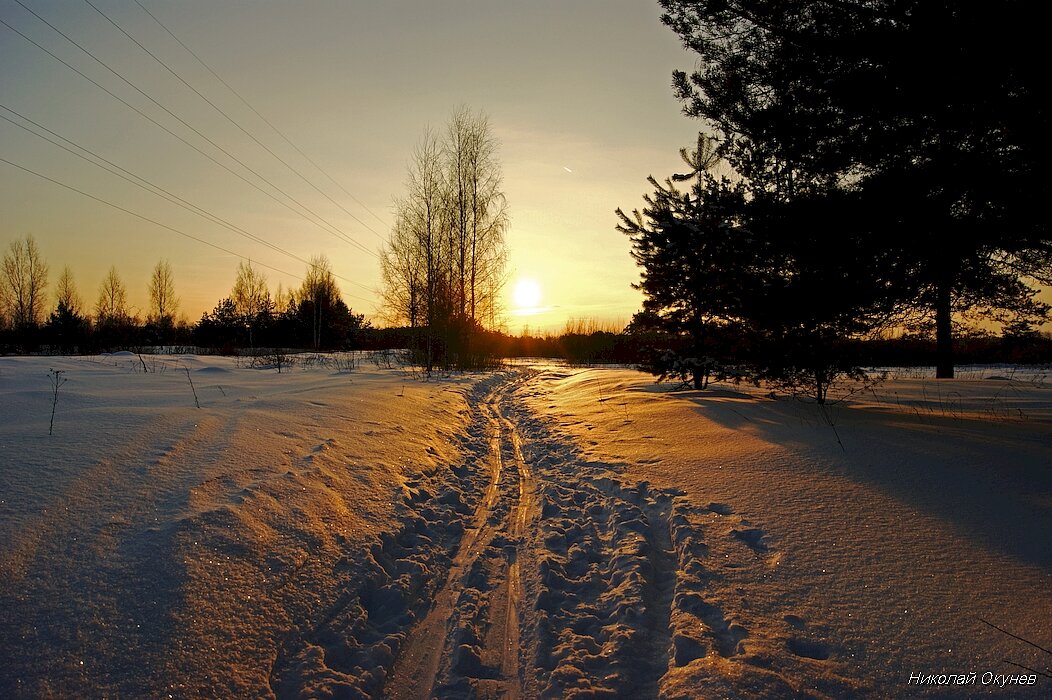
<box><xmin>1</xmin><ymin>355</ymin><xmax>1049</xmax><ymax>698</ymax></box>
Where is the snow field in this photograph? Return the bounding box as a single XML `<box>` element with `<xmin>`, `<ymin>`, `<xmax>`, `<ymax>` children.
<box><xmin>505</xmin><ymin>378</ymin><xmax>860</xmax><ymax>698</ymax></box>
<box><xmin>0</xmin><ymin>354</ymin><xmax>478</xmax><ymax>698</ymax></box>
<box><xmin>519</xmin><ymin>366</ymin><xmax>1052</xmax><ymax>698</ymax></box>
<box><xmin>2</xmin><ymin>355</ymin><xmax>1049</xmax><ymax>698</ymax></box>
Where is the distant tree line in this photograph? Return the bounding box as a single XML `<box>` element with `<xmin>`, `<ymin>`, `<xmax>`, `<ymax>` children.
<box><xmin>380</xmin><ymin>107</ymin><xmax>508</xmax><ymax>371</ymax></box>
<box><xmin>3</xmin><ymin>226</ymin><xmax>1045</xmax><ymax>372</ymax></box>
<box><xmin>617</xmin><ymin>2</ymin><xmax>1052</xmax><ymax>400</ymax></box>
<box><xmin>0</xmin><ymin>235</ymin><xmax>368</xmax><ymax>355</ymax></box>
<box><xmin>194</xmin><ymin>256</ymin><xmax>369</xmax><ymax>353</ymax></box>
<box><xmin>380</xmin><ymin>321</ymin><xmax>1052</xmax><ymax>370</ymax></box>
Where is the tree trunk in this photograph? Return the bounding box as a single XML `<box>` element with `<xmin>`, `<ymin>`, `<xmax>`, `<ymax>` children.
<box><xmin>935</xmin><ymin>279</ymin><xmax>954</xmax><ymax>379</ymax></box>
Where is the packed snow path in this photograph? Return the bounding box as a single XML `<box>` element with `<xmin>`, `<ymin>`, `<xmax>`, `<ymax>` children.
<box><xmin>384</xmin><ymin>375</ymin><xmax>538</xmax><ymax>699</ymax></box>
<box><xmin>255</xmin><ymin>368</ymin><xmax>804</xmax><ymax>698</ymax></box>
<box><xmin>381</xmin><ymin>370</ymin><xmax>811</xmax><ymax>698</ymax></box>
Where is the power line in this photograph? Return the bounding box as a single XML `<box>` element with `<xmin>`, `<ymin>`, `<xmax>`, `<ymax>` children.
<box><xmin>133</xmin><ymin>0</ymin><xmax>392</xmax><ymax>237</ymax></box>
<box><xmin>7</xmin><ymin>0</ymin><xmax>380</xmax><ymax>260</ymax></box>
<box><xmin>0</xmin><ymin>109</ymin><xmax>378</xmax><ymax>305</ymax></box>
<box><xmin>0</xmin><ymin>152</ymin><xmax>379</xmax><ymax>308</ymax></box>
<box><xmin>84</xmin><ymin>0</ymin><xmax>389</xmax><ymax>246</ymax></box>
<box><xmin>0</xmin><ymin>104</ymin><xmax>376</xmax><ymax>295</ymax></box>
<box><xmin>0</xmin><ymin>13</ymin><xmax>370</xmax><ymax>262</ymax></box>
<box><xmin>1</xmin><ymin>105</ymin><xmax>340</xmax><ymax>287</ymax></box>
<box><xmin>0</xmin><ymin>155</ymin><xmax>286</xmax><ymax>278</ymax></box>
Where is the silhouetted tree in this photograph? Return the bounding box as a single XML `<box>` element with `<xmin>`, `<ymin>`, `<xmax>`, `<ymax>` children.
<box><xmin>148</xmin><ymin>259</ymin><xmax>177</xmax><ymax>321</ymax></box>
<box><xmin>297</xmin><ymin>256</ymin><xmax>340</xmax><ymax>349</ymax></box>
<box><xmin>445</xmin><ymin>106</ymin><xmax>508</xmax><ymax>328</ymax></box>
<box><xmin>55</xmin><ymin>266</ymin><xmax>83</xmax><ymax>318</ymax></box>
<box><xmin>45</xmin><ymin>299</ymin><xmax>89</xmax><ymax>354</ymax></box>
<box><xmin>381</xmin><ymin>207</ymin><xmax>425</xmax><ymax>329</ymax></box>
<box><xmin>93</xmin><ymin>266</ymin><xmax>138</xmax><ymax>349</ymax></box>
<box><xmin>621</xmin><ymin>134</ymin><xmax>898</xmax><ymax>401</ymax></box>
<box><xmin>743</xmin><ymin>186</ymin><xmax>897</xmax><ymax>402</ymax></box>
<box><xmin>230</xmin><ymin>260</ymin><xmax>271</xmax><ymax>348</ymax></box>
<box><xmin>288</xmin><ymin>294</ymin><xmax>366</xmax><ymax>350</ymax></box>
<box><xmin>46</xmin><ymin>265</ymin><xmax>88</xmax><ymax>352</ymax></box>
<box><xmin>194</xmin><ymin>298</ymin><xmax>244</xmax><ymax>351</ymax></box>
<box><xmin>386</xmin><ymin>128</ymin><xmax>446</xmax><ymax>371</ymax></box>
<box><xmin>381</xmin><ymin>108</ymin><xmax>508</xmax><ymax>370</ymax></box>
<box><xmin>95</xmin><ymin>266</ymin><xmax>129</xmax><ymax>325</ymax></box>
<box><xmin>618</xmin><ymin>135</ymin><xmax>753</xmax><ymax>389</ymax></box>
<box><xmin>2</xmin><ymin>235</ymin><xmax>50</xmax><ymax>333</ymax></box>
<box><xmin>660</xmin><ymin>0</ymin><xmax>1052</xmax><ymax>377</ymax></box>
<box><xmin>147</xmin><ymin>259</ymin><xmax>179</xmax><ymax>342</ymax></box>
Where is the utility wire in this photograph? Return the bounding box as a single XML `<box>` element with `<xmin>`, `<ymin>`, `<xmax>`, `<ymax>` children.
<box><xmin>0</xmin><ymin>107</ymin><xmax>291</xmax><ymax>261</ymax></box>
<box><xmin>133</xmin><ymin>0</ymin><xmax>392</xmax><ymax>236</ymax></box>
<box><xmin>0</xmin><ymin>153</ymin><xmax>378</xmax><ymax>308</ymax></box>
<box><xmin>7</xmin><ymin>1</ymin><xmax>378</xmax><ymax>260</ymax></box>
<box><xmin>84</xmin><ymin>0</ymin><xmax>388</xmax><ymax>246</ymax></box>
<box><xmin>0</xmin><ymin>13</ymin><xmax>369</xmax><ymax>261</ymax></box>
<box><xmin>0</xmin><ymin>106</ymin><xmax>378</xmax><ymax>301</ymax></box>
<box><xmin>0</xmin><ymin>104</ymin><xmax>377</xmax><ymax>296</ymax></box>
<box><xmin>0</xmin><ymin>155</ymin><xmax>287</xmax><ymax>280</ymax></box>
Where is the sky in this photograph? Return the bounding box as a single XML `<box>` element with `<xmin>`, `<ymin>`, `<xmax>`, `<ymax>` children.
<box><xmin>0</xmin><ymin>0</ymin><xmax>703</xmax><ymax>333</ymax></box>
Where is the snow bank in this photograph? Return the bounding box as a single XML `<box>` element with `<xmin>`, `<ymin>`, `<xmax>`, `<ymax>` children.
<box><xmin>0</xmin><ymin>355</ymin><xmax>482</xmax><ymax>698</ymax></box>
<box><xmin>520</xmin><ymin>366</ymin><xmax>1051</xmax><ymax>697</ymax></box>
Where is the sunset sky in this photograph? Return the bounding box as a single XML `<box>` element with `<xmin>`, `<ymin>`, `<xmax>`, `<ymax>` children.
<box><xmin>0</xmin><ymin>0</ymin><xmax>702</xmax><ymax>332</ymax></box>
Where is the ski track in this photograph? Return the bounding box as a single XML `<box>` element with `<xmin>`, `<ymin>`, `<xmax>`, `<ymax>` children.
<box><xmin>268</xmin><ymin>367</ymin><xmax>791</xmax><ymax>700</ymax></box>
<box><xmin>264</xmin><ymin>368</ymin><xmax>807</xmax><ymax>699</ymax></box>
<box><xmin>382</xmin><ymin>373</ymin><xmax>538</xmax><ymax>699</ymax></box>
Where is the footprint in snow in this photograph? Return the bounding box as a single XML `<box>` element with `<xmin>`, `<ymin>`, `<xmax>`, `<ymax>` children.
<box><xmin>787</xmin><ymin>637</ymin><xmax>832</xmax><ymax>661</ymax></box>
<box><xmin>312</xmin><ymin>438</ymin><xmax>336</xmax><ymax>453</ymax></box>
<box><xmin>731</xmin><ymin>527</ymin><xmax>768</xmax><ymax>553</ymax></box>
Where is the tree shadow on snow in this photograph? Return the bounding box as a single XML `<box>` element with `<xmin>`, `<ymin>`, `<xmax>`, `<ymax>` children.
<box><xmin>640</xmin><ymin>382</ymin><xmax>1052</xmax><ymax>571</ymax></box>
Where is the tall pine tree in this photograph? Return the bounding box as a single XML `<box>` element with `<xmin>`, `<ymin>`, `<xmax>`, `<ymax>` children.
<box><xmin>660</xmin><ymin>0</ymin><xmax>1052</xmax><ymax>377</ymax></box>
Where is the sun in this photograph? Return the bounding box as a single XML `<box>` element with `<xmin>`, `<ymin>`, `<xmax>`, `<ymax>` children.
<box><xmin>513</xmin><ymin>278</ymin><xmax>542</xmax><ymax>309</ymax></box>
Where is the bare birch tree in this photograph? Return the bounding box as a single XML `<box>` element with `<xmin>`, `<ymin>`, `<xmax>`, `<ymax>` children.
<box><xmin>274</xmin><ymin>282</ymin><xmax>292</xmax><ymax>315</ymax></box>
<box><xmin>231</xmin><ymin>260</ymin><xmax>270</xmax><ymax>348</ymax></box>
<box><xmin>231</xmin><ymin>261</ymin><xmax>268</xmax><ymax>319</ymax></box>
<box><xmin>95</xmin><ymin>266</ymin><xmax>129</xmax><ymax>325</ymax></box>
<box><xmin>445</xmin><ymin>106</ymin><xmax>508</xmax><ymax>325</ymax></box>
<box><xmin>402</xmin><ymin>128</ymin><xmax>448</xmax><ymax>371</ymax></box>
<box><xmin>2</xmin><ymin>235</ymin><xmax>50</xmax><ymax>328</ymax></box>
<box><xmin>380</xmin><ymin>205</ymin><xmax>425</xmax><ymax>328</ymax></box>
<box><xmin>380</xmin><ymin>108</ymin><xmax>508</xmax><ymax>369</ymax></box>
<box><xmin>147</xmin><ymin>259</ymin><xmax>179</xmax><ymax>325</ymax></box>
<box><xmin>55</xmin><ymin>265</ymin><xmax>83</xmax><ymax>317</ymax></box>
<box><xmin>298</xmin><ymin>255</ymin><xmax>343</xmax><ymax>349</ymax></box>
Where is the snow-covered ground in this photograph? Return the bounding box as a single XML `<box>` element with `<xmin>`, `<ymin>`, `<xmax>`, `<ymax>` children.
<box><xmin>1</xmin><ymin>354</ymin><xmax>1049</xmax><ymax>698</ymax></box>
